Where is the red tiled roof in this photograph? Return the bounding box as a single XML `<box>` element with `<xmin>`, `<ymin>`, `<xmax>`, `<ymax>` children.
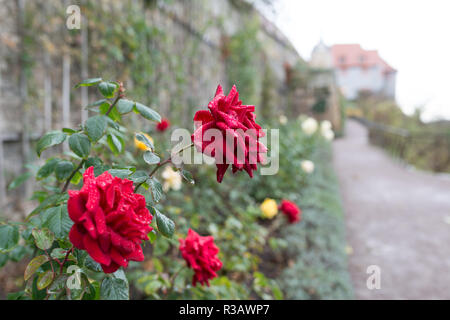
<box><xmin>331</xmin><ymin>44</ymin><xmax>396</xmax><ymax>73</ymax></box>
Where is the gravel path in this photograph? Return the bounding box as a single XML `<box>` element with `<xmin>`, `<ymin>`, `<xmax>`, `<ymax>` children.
<box><xmin>332</xmin><ymin>119</ymin><xmax>450</xmax><ymax>299</ymax></box>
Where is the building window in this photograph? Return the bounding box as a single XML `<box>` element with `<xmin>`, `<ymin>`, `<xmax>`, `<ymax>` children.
<box><xmin>339</xmin><ymin>56</ymin><xmax>346</xmax><ymax>64</ymax></box>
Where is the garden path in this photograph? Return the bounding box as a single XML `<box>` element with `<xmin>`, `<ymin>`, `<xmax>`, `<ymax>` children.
<box><xmin>332</xmin><ymin>119</ymin><xmax>450</xmax><ymax>299</ymax></box>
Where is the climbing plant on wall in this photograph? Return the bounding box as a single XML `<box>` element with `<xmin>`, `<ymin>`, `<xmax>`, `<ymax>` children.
<box><xmin>224</xmin><ymin>17</ymin><xmax>263</xmax><ymax>107</ymax></box>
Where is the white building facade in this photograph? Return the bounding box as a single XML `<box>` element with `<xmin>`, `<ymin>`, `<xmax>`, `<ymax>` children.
<box><xmin>310</xmin><ymin>42</ymin><xmax>397</xmax><ymax>101</ymax></box>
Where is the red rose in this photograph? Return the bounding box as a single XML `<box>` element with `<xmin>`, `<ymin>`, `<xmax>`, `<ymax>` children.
<box><xmin>279</xmin><ymin>200</ymin><xmax>301</xmax><ymax>224</ymax></box>
<box><xmin>179</xmin><ymin>229</ymin><xmax>222</xmax><ymax>286</ymax></box>
<box><xmin>67</xmin><ymin>167</ymin><xmax>153</xmax><ymax>273</ymax></box>
<box><xmin>156</xmin><ymin>118</ymin><xmax>170</xmax><ymax>132</ymax></box>
<box><xmin>191</xmin><ymin>85</ymin><xmax>267</xmax><ymax>183</ymax></box>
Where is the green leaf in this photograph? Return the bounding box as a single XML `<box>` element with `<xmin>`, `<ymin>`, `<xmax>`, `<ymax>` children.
<box><xmin>71</xmin><ymin>171</ymin><xmax>82</xmax><ymax>185</ymax></box>
<box><xmin>106</xmin><ymin>117</ymin><xmax>120</xmax><ymax>130</ymax></box>
<box><xmin>32</xmin><ymin>276</ymin><xmax>47</xmax><ymax>300</ymax></box>
<box><xmin>84</xmin><ymin>256</ymin><xmax>102</xmax><ymax>272</ymax></box>
<box><xmin>272</xmin><ymin>283</ymin><xmax>283</xmax><ymax>300</ymax></box>
<box><xmin>24</xmin><ymin>255</ymin><xmax>49</xmax><ymax>281</ymax></box>
<box><xmin>135</xmin><ymin>132</ymin><xmax>154</xmax><ymax>150</ymax></box>
<box><xmin>37</xmin><ymin>270</ymin><xmax>53</xmax><ymax>290</ymax></box>
<box><xmin>113</xmin><ymin>269</ymin><xmax>127</xmax><ymax>282</ymax></box>
<box><xmin>107</xmin><ymin>134</ymin><xmax>122</xmax><ymax>154</ymax></box>
<box><xmin>116</xmin><ymin>99</ymin><xmax>135</xmax><ymax>114</ymax></box>
<box><xmin>31</xmin><ymin>191</ymin><xmax>48</xmax><ymax>203</ymax></box>
<box><xmin>180</xmin><ymin>169</ymin><xmax>195</xmax><ymax>185</ymax></box>
<box><xmin>148</xmin><ymin>230</ymin><xmax>157</xmax><ymax>244</ymax></box>
<box><xmin>93</xmin><ymin>165</ymin><xmax>111</xmax><ymax>177</ymax></box>
<box><xmin>143</xmin><ymin>151</ymin><xmax>160</xmax><ymax>165</ymax></box>
<box><xmin>47</xmin><ymin>275</ymin><xmax>69</xmax><ymax>294</ymax></box>
<box><xmin>98</xmin><ymin>81</ymin><xmax>118</xmax><ymax>98</ymax></box>
<box><xmin>36</xmin><ymin>131</ymin><xmax>66</xmax><ymax>157</ymax></box>
<box><xmin>9</xmin><ymin>245</ymin><xmax>28</xmax><ymax>262</ymax></box>
<box><xmin>129</xmin><ymin>170</ymin><xmax>149</xmax><ymax>184</ymax></box>
<box><xmin>155</xmin><ymin>210</ymin><xmax>175</xmax><ymax>238</ymax></box>
<box><xmin>8</xmin><ymin>172</ymin><xmax>32</xmax><ymax>190</ymax></box>
<box><xmin>100</xmin><ymin>102</ymin><xmax>121</xmax><ymax>122</ymax></box>
<box><xmin>134</xmin><ymin>102</ymin><xmax>161</xmax><ymax>122</ymax></box>
<box><xmin>55</xmin><ymin>160</ymin><xmax>74</xmax><ymax>181</ymax></box>
<box><xmin>37</xmin><ymin>158</ymin><xmax>61</xmax><ymax>180</ymax></box>
<box><xmin>27</xmin><ymin>193</ymin><xmax>69</xmax><ymax>221</ymax></box>
<box><xmin>85</xmin><ymin>157</ymin><xmax>103</xmax><ymax>169</ymax></box>
<box><xmin>86</xmin><ymin>99</ymin><xmax>108</xmax><ymax>109</ymax></box>
<box><xmin>100</xmin><ymin>276</ymin><xmax>129</xmax><ymax>300</ymax></box>
<box><xmin>7</xmin><ymin>291</ymin><xmax>28</xmax><ymax>300</ymax></box>
<box><xmin>0</xmin><ymin>252</ymin><xmax>8</xmax><ymax>267</ymax></box>
<box><xmin>148</xmin><ymin>178</ymin><xmax>163</xmax><ymax>204</ymax></box>
<box><xmin>69</xmin><ymin>133</ymin><xmax>91</xmax><ymax>158</ymax></box>
<box><xmin>108</xmin><ymin>168</ymin><xmax>133</xmax><ymax>179</ymax></box>
<box><xmin>75</xmin><ymin>77</ymin><xmax>102</xmax><ymax>88</ymax></box>
<box><xmin>85</xmin><ymin>115</ymin><xmax>107</xmax><ymax>142</ymax></box>
<box><xmin>0</xmin><ymin>225</ymin><xmax>20</xmax><ymax>253</ymax></box>
<box><xmin>41</xmin><ymin>205</ymin><xmax>73</xmax><ymax>239</ymax></box>
<box><xmin>62</xmin><ymin>128</ymin><xmax>78</xmax><ymax>134</ymax></box>
<box><xmin>51</xmin><ymin>248</ymin><xmax>70</xmax><ymax>260</ymax></box>
<box><xmin>82</xmin><ymin>279</ymin><xmax>100</xmax><ymax>300</ymax></box>
<box><xmin>32</xmin><ymin>228</ymin><xmax>54</xmax><ymax>250</ymax></box>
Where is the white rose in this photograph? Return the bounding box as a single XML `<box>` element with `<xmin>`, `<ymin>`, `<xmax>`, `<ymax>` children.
<box><xmin>161</xmin><ymin>166</ymin><xmax>182</xmax><ymax>192</ymax></box>
<box><xmin>321</xmin><ymin>120</ymin><xmax>332</xmax><ymax>131</ymax></box>
<box><xmin>322</xmin><ymin>128</ymin><xmax>335</xmax><ymax>141</ymax></box>
<box><xmin>279</xmin><ymin>115</ymin><xmax>288</xmax><ymax>125</ymax></box>
<box><xmin>301</xmin><ymin>117</ymin><xmax>318</xmax><ymax>135</ymax></box>
<box><xmin>301</xmin><ymin>160</ymin><xmax>315</xmax><ymax>174</ymax></box>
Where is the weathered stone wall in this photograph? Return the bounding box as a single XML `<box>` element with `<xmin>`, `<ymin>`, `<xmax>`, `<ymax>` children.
<box><xmin>0</xmin><ymin>0</ymin><xmax>340</xmax><ymax>216</ymax></box>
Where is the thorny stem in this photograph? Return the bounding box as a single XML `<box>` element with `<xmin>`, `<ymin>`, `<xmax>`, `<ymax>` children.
<box><xmin>135</xmin><ymin>143</ymin><xmax>194</xmax><ymax>192</ymax></box>
<box><xmin>105</xmin><ymin>81</ymin><xmax>125</xmax><ymax>116</ymax></box>
<box><xmin>43</xmin><ymin>249</ymin><xmax>56</xmax><ymax>301</ymax></box>
<box><xmin>44</xmin><ymin>249</ymin><xmax>55</xmax><ymax>276</ymax></box>
<box><xmin>59</xmin><ymin>248</ymin><xmax>73</xmax><ymax>275</ymax></box>
<box><xmin>105</xmin><ymin>93</ymin><xmax>122</xmax><ymax>116</ymax></box>
<box><xmin>148</xmin><ymin>158</ymin><xmax>172</xmax><ymax>178</ymax></box>
<box><xmin>165</xmin><ymin>266</ymin><xmax>184</xmax><ymax>298</ymax></box>
<box><xmin>43</xmin><ymin>247</ymin><xmax>74</xmax><ymax>300</ymax></box>
<box><xmin>61</xmin><ymin>159</ymin><xmax>85</xmax><ymax>193</ymax></box>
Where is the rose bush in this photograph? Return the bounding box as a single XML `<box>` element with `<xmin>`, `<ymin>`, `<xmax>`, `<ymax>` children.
<box><xmin>0</xmin><ymin>77</ymin><xmax>350</xmax><ymax>300</ymax></box>
<box><xmin>0</xmin><ymin>79</ymin><xmax>287</xmax><ymax>300</ymax></box>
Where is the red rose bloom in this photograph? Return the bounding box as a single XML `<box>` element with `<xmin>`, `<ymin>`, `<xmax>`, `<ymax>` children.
<box><xmin>156</xmin><ymin>118</ymin><xmax>170</xmax><ymax>132</ymax></box>
<box><xmin>191</xmin><ymin>85</ymin><xmax>267</xmax><ymax>183</ymax></box>
<box><xmin>179</xmin><ymin>229</ymin><xmax>222</xmax><ymax>286</ymax></box>
<box><xmin>67</xmin><ymin>167</ymin><xmax>153</xmax><ymax>273</ymax></box>
<box><xmin>279</xmin><ymin>200</ymin><xmax>301</xmax><ymax>224</ymax></box>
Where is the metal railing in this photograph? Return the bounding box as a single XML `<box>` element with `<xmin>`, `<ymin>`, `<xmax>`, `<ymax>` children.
<box><xmin>351</xmin><ymin>117</ymin><xmax>450</xmax><ymax>173</ymax></box>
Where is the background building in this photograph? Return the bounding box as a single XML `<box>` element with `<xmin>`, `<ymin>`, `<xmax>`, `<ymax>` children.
<box><xmin>310</xmin><ymin>41</ymin><xmax>397</xmax><ymax>100</ymax></box>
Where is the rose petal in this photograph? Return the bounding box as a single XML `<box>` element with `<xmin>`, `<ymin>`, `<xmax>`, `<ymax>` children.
<box><xmin>83</xmin><ymin>235</ymin><xmax>111</xmax><ymax>266</ymax></box>
<box><xmin>67</xmin><ymin>191</ymin><xmax>86</xmax><ymax>223</ymax></box>
<box><xmin>101</xmin><ymin>262</ymin><xmax>120</xmax><ymax>274</ymax></box>
<box><xmin>125</xmin><ymin>244</ymin><xmax>144</xmax><ymax>262</ymax></box>
<box><xmin>69</xmin><ymin>225</ymin><xmax>85</xmax><ymax>249</ymax></box>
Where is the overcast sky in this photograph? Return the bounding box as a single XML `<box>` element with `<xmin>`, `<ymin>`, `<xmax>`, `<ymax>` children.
<box><xmin>266</xmin><ymin>0</ymin><xmax>450</xmax><ymax>121</ymax></box>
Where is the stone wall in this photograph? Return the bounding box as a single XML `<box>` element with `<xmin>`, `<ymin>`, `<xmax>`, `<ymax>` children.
<box><xmin>0</xmin><ymin>0</ymin><xmax>340</xmax><ymax>216</ymax></box>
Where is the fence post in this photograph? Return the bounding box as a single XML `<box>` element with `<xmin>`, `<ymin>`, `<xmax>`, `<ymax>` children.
<box><xmin>44</xmin><ymin>51</ymin><xmax>52</xmax><ymax>131</ymax></box>
<box><xmin>0</xmin><ymin>137</ymin><xmax>5</xmax><ymax>208</ymax></box>
<box><xmin>80</xmin><ymin>7</ymin><xmax>89</xmax><ymax>123</ymax></box>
